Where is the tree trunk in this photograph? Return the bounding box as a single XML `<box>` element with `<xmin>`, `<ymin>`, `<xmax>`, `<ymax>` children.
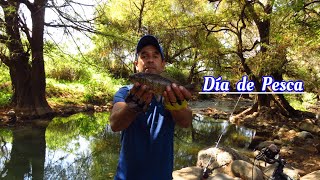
<box><xmin>29</xmin><ymin>0</ymin><xmax>52</xmax><ymax>117</ymax></box>
<box><xmin>2</xmin><ymin>0</ymin><xmax>52</xmax><ymax>118</ymax></box>
<box><xmin>272</xmin><ymin>72</ymin><xmax>298</xmax><ymax>116</ymax></box>
<box><xmin>187</xmin><ymin>51</ymin><xmax>198</xmax><ymax>84</ymax></box>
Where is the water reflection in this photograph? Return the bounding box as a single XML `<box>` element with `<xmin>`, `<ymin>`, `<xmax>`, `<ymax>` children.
<box><xmin>174</xmin><ymin>114</ymin><xmax>255</xmax><ymax>169</ymax></box>
<box><xmin>0</xmin><ymin>123</ymin><xmax>47</xmax><ymax>180</ymax></box>
<box><xmin>0</xmin><ymin>112</ymin><xmax>255</xmax><ymax>179</ymax></box>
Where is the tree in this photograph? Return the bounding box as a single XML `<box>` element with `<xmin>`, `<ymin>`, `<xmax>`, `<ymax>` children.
<box><xmin>203</xmin><ymin>0</ymin><xmax>319</xmax><ymax>117</ymax></box>
<box><xmin>93</xmin><ymin>0</ymin><xmax>225</xmax><ymax>83</ymax></box>
<box><xmin>0</xmin><ymin>0</ymin><xmax>97</xmax><ymax>119</ymax></box>
<box><xmin>0</xmin><ymin>0</ymin><xmax>51</xmax><ymax>118</ymax></box>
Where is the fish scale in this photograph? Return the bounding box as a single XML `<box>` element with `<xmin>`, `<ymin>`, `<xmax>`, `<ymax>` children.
<box><xmin>129</xmin><ymin>72</ymin><xmax>174</xmax><ymax>95</ymax></box>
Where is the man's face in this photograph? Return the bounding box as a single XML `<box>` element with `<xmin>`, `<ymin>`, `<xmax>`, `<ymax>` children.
<box><xmin>135</xmin><ymin>45</ymin><xmax>165</xmax><ymax>74</ymax></box>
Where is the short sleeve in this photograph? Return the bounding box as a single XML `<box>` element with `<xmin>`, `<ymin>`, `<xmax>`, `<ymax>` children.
<box><xmin>113</xmin><ymin>86</ymin><xmax>130</xmax><ymax>104</ymax></box>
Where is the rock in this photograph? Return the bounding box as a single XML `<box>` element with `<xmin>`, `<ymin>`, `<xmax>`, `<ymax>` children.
<box><xmin>297</xmin><ymin>131</ymin><xmax>314</xmax><ymax>139</ymax></box>
<box><xmin>231</xmin><ymin>160</ymin><xmax>264</xmax><ymax>180</ymax></box>
<box><xmin>263</xmin><ymin>163</ymin><xmax>300</xmax><ymax>180</ymax></box>
<box><xmin>101</xmin><ymin>105</ymin><xmax>109</xmax><ymax>111</ymax></box>
<box><xmin>299</xmin><ymin>119</ymin><xmax>320</xmax><ymax>134</ymax></box>
<box><xmin>280</xmin><ymin>146</ymin><xmax>294</xmax><ymax>156</ymax></box>
<box><xmin>209</xmin><ymin>173</ymin><xmax>235</xmax><ymax>180</ymax></box>
<box><xmin>94</xmin><ymin>105</ymin><xmax>102</xmax><ymax>112</ymax></box>
<box><xmin>273</xmin><ymin>139</ymin><xmax>282</xmax><ymax>145</ymax></box>
<box><xmin>197</xmin><ymin>147</ymin><xmax>233</xmax><ymax>170</ymax></box>
<box><xmin>7</xmin><ymin>109</ymin><xmax>15</xmax><ymax>116</ymax></box>
<box><xmin>300</xmin><ymin>170</ymin><xmax>320</xmax><ymax>180</ymax></box>
<box><xmin>197</xmin><ymin>146</ymin><xmax>251</xmax><ymax>171</ymax></box>
<box><xmin>172</xmin><ymin>166</ymin><xmax>203</xmax><ymax>180</ymax></box>
<box><xmin>85</xmin><ymin>104</ymin><xmax>94</xmax><ymax>111</ymax></box>
<box><xmin>255</xmin><ymin>141</ymin><xmax>275</xmax><ymax>150</ymax></box>
<box><xmin>248</xmin><ymin>136</ymin><xmax>268</xmax><ymax>150</ymax></box>
<box><xmin>288</xmin><ymin>129</ymin><xmax>297</xmax><ymax>135</ymax></box>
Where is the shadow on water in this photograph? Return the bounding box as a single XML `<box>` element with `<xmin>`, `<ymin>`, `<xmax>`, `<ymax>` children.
<box><xmin>0</xmin><ymin>110</ymin><xmax>255</xmax><ymax>179</ymax></box>
<box><xmin>174</xmin><ymin>114</ymin><xmax>255</xmax><ymax>170</ymax></box>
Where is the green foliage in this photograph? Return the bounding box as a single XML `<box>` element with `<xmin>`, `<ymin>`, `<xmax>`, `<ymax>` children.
<box><xmin>0</xmin><ymin>65</ymin><xmax>12</xmax><ymax>107</ymax></box>
<box><xmin>48</xmin><ymin>65</ymin><xmax>91</xmax><ymax>82</ymax></box>
<box><xmin>45</xmin><ymin>44</ymin><xmax>92</xmax><ymax>82</ymax></box>
<box><xmin>46</xmin><ymin>112</ymin><xmax>110</xmax><ymax>151</ymax></box>
<box><xmin>0</xmin><ymin>128</ymin><xmax>12</xmax><ymax>143</ymax></box>
<box><xmin>44</xmin><ymin>40</ymin><xmax>126</xmax><ymax>106</ymax></box>
<box><xmin>164</xmin><ymin>66</ymin><xmax>189</xmax><ymax>85</ymax></box>
<box><xmin>83</xmin><ymin>73</ymin><xmax>126</xmax><ymax>105</ymax></box>
<box><xmin>92</xmin><ymin>0</ymin><xmax>221</xmax><ymax>79</ymax></box>
<box><xmin>0</xmin><ymin>93</ymin><xmax>11</xmax><ymax>107</ymax></box>
<box><xmin>285</xmin><ymin>93</ymin><xmax>318</xmax><ymax>111</ymax></box>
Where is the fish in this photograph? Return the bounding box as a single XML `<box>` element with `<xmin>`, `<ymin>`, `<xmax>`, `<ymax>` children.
<box><xmin>128</xmin><ymin>72</ymin><xmax>194</xmax><ymax>95</ymax></box>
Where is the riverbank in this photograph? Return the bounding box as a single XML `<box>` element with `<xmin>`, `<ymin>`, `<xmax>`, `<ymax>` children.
<box><xmin>192</xmin><ymin>99</ymin><xmax>320</xmax><ymax>176</ymax></box>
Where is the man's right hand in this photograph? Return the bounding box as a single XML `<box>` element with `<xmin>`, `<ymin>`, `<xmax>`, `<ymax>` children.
<box><xmin>125</xmin><ymin>82</ymin><xmax>153</xmax><ymax>113</ymax></box>
<box><xmin>110</xmin><ymin>83</ymin><xmax>153</xmax><ymax>132</ymax></box>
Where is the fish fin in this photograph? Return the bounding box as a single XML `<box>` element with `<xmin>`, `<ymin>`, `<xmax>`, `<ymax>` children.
<box><xmin>160</xmin><ymin>72</ymin><xmax>178</xmax><ymax>84</ymax></box>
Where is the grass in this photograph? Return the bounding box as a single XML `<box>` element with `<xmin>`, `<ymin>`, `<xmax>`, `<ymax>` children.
<box><xmin>46</xmin><ymin>72</ymin><xmax>126</xmax><ymax>108</ymax></box>
<box><xmin>0</xmin><ymin>62</ymin><xmax>127</xmax><ymax>109</ymax></box>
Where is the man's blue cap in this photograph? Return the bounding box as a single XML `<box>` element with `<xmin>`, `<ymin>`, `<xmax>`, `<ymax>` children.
<box><xmin>136</xmin><ymin>35</ymin><xmax>165</xmax><ymax>60</ymax></box>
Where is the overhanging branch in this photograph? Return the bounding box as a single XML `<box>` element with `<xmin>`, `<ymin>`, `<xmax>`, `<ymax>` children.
<box><xmin>0</xmin><ymin>53</ymin><xmax>10</xmax><ymax>66</ymax></box>
<box><xmin>243</xmin><ymin>40</ymin><xmax>260</xmax><ymax>52</ymax></box>
<box><xmin>20</xmin><ymin>0</ymin><xmax>35</xmax><ymax>12</ymax></box>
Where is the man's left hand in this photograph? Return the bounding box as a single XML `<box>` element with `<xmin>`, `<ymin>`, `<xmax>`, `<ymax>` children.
<box><xmin>163</xmin><ymin>83</ymin><xmax>191</xmax><ymax>111</ymax></box>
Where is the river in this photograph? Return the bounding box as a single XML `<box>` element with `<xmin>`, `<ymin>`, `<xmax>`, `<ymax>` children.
<box><xmin>0</xmin><ymin>100</ymin><xmax>255</xmax><ymax>179</ymax></box>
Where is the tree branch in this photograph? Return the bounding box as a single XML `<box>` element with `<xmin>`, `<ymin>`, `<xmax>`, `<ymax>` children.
<box><xmin>304</xmin><ymin>0</ymin><xmax>320</xmax><ymax>8</ymax></box>
<box><xmin>243</xmin><ymin>40</ymin><xmax>260</xmax><ymax>52</ymax></box>
<box><xmin>19</xmin><ymin>13</ymin><xmax>32</xmax><ymax>46</ymax></box>
<box><xmin>20</xmin><ymin>0</ymin><xmax>35</xmax><ymax>12</ymax></box>
<box><xmin>0</xmin><ymin>0</ymin><xmax>8</xmax><ymax>6</ymax></box>
<box><xmin>0</xmin><ymin>53</ymin><xmax>10</xmax><ymax>66</ymax></box>
<box><xmin>202</xmin><ymin>23</ymin><xmax>237</xmax><ymax>35</ymax></box>
<box><xmin>170</xmin><ymin>46</ymin><xmax>193</xmax><ymax>60</ymax></box>
<box><xmin>0</xmin><ymin>34</ymin><xmax>8</xmax><ymax>44</ymax></box>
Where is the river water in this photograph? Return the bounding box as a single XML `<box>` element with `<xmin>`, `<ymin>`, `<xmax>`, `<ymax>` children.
<box><xmin>0</xmin><ymin>100</ymin><xmax>255</xmax><ymax>179</ymax></box>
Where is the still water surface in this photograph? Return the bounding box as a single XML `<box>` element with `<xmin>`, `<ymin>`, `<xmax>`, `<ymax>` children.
<box><xmin>0</xmin><ymin>101</ymin><xmax>255</xmax><ymax>179</ymax></box>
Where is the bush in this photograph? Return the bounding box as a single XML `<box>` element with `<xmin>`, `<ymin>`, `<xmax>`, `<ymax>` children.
<box><xmin>0</xmin><ymin>65</ymin><xmax>12</xmax><ymax>107</ymax></box>
<box><xmin>83</xmin><ymin>73</ymin><xmax>125</xmax><ymax>104</ymax></box>
<box><xmin>47</xmin><ymin>65</ymin><xmax>91</xmax><ymax>82</ymax></box>
<box><xmin>164</xmin><ymin>66</ymin><xmax>189</xmax><ymax>85</ymax></box>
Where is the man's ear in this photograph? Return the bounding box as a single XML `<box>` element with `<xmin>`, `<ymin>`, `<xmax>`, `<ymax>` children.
<box><xmin>161</xmin><ymin>60</ymin><xmax>166</xmax><ymax>69</ymax></box>
<box><xmin>134</xmin><ymin>60</ymin><xmax>138</xmax><ymax>72</ymax></box>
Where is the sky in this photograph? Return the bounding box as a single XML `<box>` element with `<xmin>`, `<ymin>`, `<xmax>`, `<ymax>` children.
<box><xmin>19</xmin><ymin>0</ymin><xmax>101</xmax><ymax>54</ymax></box>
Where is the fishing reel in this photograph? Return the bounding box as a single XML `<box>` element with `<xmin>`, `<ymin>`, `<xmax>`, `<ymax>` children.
<box><xmin>255</xmin><ymin>144</ymin><xmax>281</xmax><ymax>164</ymax></box>
<box><xmin>202</xmin><ymin>166</ymin><xmax>211</xmax><ymax>179</ymax></box>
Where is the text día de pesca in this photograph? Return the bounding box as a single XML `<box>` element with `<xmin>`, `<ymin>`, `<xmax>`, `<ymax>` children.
<box><xmin>202</xmin><ymin>76</ymin><xmax>304</xmax><ymax>92</ymax></box>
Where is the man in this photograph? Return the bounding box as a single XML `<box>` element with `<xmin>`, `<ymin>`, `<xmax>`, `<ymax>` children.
<box><xmin>110</xmin><ymin>35</ymin><xmax>192</xmax><ymax>180</ymax></box>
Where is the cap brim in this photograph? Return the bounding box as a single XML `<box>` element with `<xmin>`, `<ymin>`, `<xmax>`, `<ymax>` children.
<box><xmin>136</xmin><ymin>35</ymin><xmax>161</xmax><ymax>53</ymax></box>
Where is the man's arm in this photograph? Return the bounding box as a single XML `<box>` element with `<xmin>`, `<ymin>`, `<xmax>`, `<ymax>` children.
<box><xmin>109</xmin><ymin>83</ymin><xmax>153</xmax><ymax>132</ymax></box>
<box><xmin>109</xmin><ymin>102</ymin><xmax>140</xmax><ymax>132</ymax></box>
<box><xmin>163</xmin><ymin>83</ymin><xmax>193</xmax><ymax>128</ymax></box>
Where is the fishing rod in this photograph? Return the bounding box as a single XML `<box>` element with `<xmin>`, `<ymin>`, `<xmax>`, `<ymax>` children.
<box><xmin>202</xmin><ymin>94</ymin><xmax>243</xmax><ymax>179</ymax></box>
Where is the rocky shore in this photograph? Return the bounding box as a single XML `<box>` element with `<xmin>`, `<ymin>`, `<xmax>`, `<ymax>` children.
<box><xmin>173</xmin><ymin>102</ymin><xmax>320</xmax><ymax>180</ymax></box>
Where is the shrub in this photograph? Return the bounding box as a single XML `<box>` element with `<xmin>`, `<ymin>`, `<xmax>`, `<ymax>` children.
<box><xmin>164</xmin><ymin>66</ymin><xmax>189</xmax><ymax>85</ymax></box>
<box><xmin>47</xmin><ymin>65</ymin><xmax>91</xmax><ymax>82</ymax></box>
